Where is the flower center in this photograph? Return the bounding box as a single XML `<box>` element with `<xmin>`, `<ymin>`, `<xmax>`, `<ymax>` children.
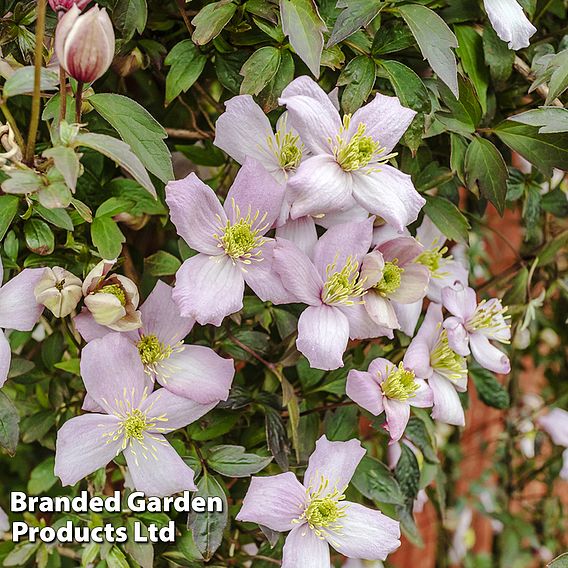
<box><xmin>97</xmin><ymin>284</ymin><xmax>126</xmax><ymax>306</ymax></box>
<box><xmin>54</xmin><ymin>279</ymin><xmax>66</xmax><ymax>291</ymax></box>
<box><xmin>375</xmin><ymin>260</ymin><xmax>404</xmax><ymax>296</ymax></box>
<box><xmin>321</xmin><ymin>256</ymin><xmax>366</xmax><ymax>306</ymax></box>
<box><xmin>467</xmin><ymin>299</ymin><xmax>511</xmax><ymax>339</ymax></box>
<box><xmin>122</xmin><ymin>409</ymin><xmax>148</xmax><ymax>441</ymax></box>
<box><xmin>416</xmin><ymin>246</ymin><xmax>448</xmax><ymax>276</ymax></box>
<box><xmin>268</xmin><ymin>127</ymin><xmax>303</xmax><ymax>171</ymax></box>
<box><xmin>305</xmin><ymin>496</ymin><xmax>343</xmax><ymax>528</ymax></box>
<box><xmin>137</xmin><ymin>334</ymin><xmax>173</xmax><ymax>366</ymax></box>
<box><xmin>381</xmin><ymin>363</ymin><xmax>418</xmax><ymax>401</ymax></box>
<box><xmin>430</xmin><ymin>329</ymin><xmax>467</xmax><ymax>381</ymax></box>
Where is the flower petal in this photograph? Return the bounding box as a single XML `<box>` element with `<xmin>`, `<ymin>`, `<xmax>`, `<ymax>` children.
<box><xmin>469</xmin><ymin>333</ymin><xmax>510</xmax><ymax>374</ymax></box>
<box><xmin>158</xmin><ymin>345</ymin><xmax>234</xmax><ymax>404</ymax></box>
<box><xmin>383</xmin><ymin>399</ymin><xmax>410</xmax><ymax>443</ymax></box>
<box><xmin>351</xmin><ymin>166</ymin><xmax>425</xmax><ymax>231</ymax></box>
<box><xmin>393</xmin><ymin>300</ymin><xmax>422</xmax><ymax>337</ymax></box>
<box><xmin>429</xmin><ymin>373</ymin><xmax>465</xmax><ymax>426</ymax></box>
<box><xmin>372</xmin><ymin>223</ymin><xmax>410</xmax><ymax>247</ymax></box>
<box><xmin>364</xmin><ymin>292</ymin><xmax>399</xmax><ymax>330</ymax></box>
<box><xmin>172</xmin><ymin>254</ymin><xmax>245</xmax><ymax>326</ymax></box>
<box><xmin>360</xmin><ymin>250</ymin><xmax>385</xmax><ymax>290</ymax></box>
<box><xmin>537</xmin><ymin>408</ymin><xmax>568</xmax><ymax>447</ymax></box>
<box><xmin>316</xmin><ymin>200</ymin><xmax>369</xmax><ymax>230</ymax></box>
<box><xmin>483</xmin><ymin>0</ymin><xmax>536</xmax><ymax>50</ymax></box>
<box><xmin>304</xmin><ymin>435</ymin><xmax>365</xmax><ymax>494</ymax></box>
<box><xmin>427</xmin><ymin>259</ymin><xmax>469</xmax><ymax>303</ymax></box>
<box><xmin>73</xmin><ymin>309</ymin><xmax>110</xmax><ymax>342</ymax></box>
<box><xmin>125</xmin><ymin>435</ymin><xmax>197</xmax><ymax>496</ymax></box>
<box><xmin>0</xmin><ymin>330</ymin><xmax>11</xmax><ymax>388</ymax></box>
<box><xmin>282</xmin><ymin>525</ymin><xmax>331</xmax><ymax>568</ymax></box>
<box><xmin>416</xmin><ymin>215</ymin><xmax>446</xmax><ymax>249</ymax></box>
<box><xmin>346</xmin><ymin>369</ymin><xmax>384</xmax><ymax>416</ymax></box>
<box><xmin>55</xmin><ymin>413</ymin><xmax>121</xmax><ymax>486</ymax></box>
<box><xmin>378</xmin><ymin>236</ymin><xmax>423</xmax><ymax>266</ymax></box>
<box><xmin>415</xmin><ymin>302</ymin><xmax>443</xmax><ymax>348</ymax></box>
<box><xmin>443</xmin><ymin>316</ymin><xmax>471</xmax><ymax>356</ymax></box>
<box><xmin>236</xmin><ymin>472</ymin><xmax>307</xmax><ymax>532</ymax></box>
<box><xmin>403</xmin><ymin>336</ymin><xmax>433</xmax><ymax>379</ymax></box>
<box><xmin>441</xmin><ymin>283</ymin><xmax>477</xmax><ymax>320</ymax></box>
<box><xmin>339</xmin><ymin>302</ymin><xmax>390</xmax><ymax>340</ymax></box>
<box><xmin>0</xmin><ymin>268</ymin><xmax>45</xmax><ymax>330</ymax></box>
<box><xmin>275</xmin><ymin>216</ymin><xmax>318</xmax><ymax>258</ymax></box>
<box><xmin>410</xmin><ymin>378</ymin><xmax>434</xmax><ymax>408</ymax></box>
<box><xmin>165</xmin><ymin>173</ymin><xmax>226</xmax><ymax>255</ymax></box>
<box><xmin>297</xmin><ymin>305</ymin><xmax>349</xmax><ymax>370</ymax></box>
<box><xmin>326</xmin><ymin>501</ymin><xmax>401</xmax><ymax>560</ymax></box>
<box><xmin>389</xmin><ymin>264</ymin><xmax>429</xmax><ymax>304</ymax></box>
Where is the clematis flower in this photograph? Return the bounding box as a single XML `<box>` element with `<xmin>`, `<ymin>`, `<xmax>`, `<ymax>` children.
<box><xmin>346</xmin><ymin>357</ymin><xmax>433</xmax><ymax>442</ymax></box>
<box><xmin>483</xmin><ymin>0</ymin><xmax>537</xmax><ymax>50</ymax></box>
<box><xmin>442</xmin><ymin>283</ymin><xmax>511</xmax><ymax>374</ymax></box>
<box><xmin>82</xmin><ymin>259</ymin><xmax>142</xmax><ymax>332</ymax></box>
<box><xmin>278</xmin><ymin>76</ymin><xmax>425</xmax><ymax>231</ymax></box>
<box><xmin>360</xmin><ymin>237</ymin><xmax>430</xmax><ymax>333</ymax></box>
<box><xmin>537</xmin><ymin>408</ymin><xmax>568</xmax><ymax>480</ymax></box>
<box><xmin>166</xmin><ymin>158</ymin><xmax>293</xmax><ymax>326</ymax></box>
<box><xmin>74</xmin><ymin>280</ymin><xmax>235</xmax><ymax>405</ymax></box>
<box><xmin>343</xmin><ymin>560</ymin><xmax>384</xmax><ymax>568</ymax></box>
<box><xmin>236</xmin><ymin>435</ymin><xmax>401</xmax><ymax>566</ymax></box>
<box><xmin>404</xmin><ymin>303</ymin><xmax>468</xmax><ymax>426</ymax></box>
<box><xmin>0</xmin><ymin>258</ymin><xmax>45</xmax><ymax>387</ymax></box>
<box><xmin>273</xmin><ymin>218</ymin><xmax>388</xmax><ymax>370</ymax></box>
<box><xmin>34</xmin><ymin>267</ymin><xmax>82</xmax><ymax>318</ymax></box>
<box><xmin>54</xmin><ymin>333</ymin><xmax>216</xmax><ymax>496</ymax></box>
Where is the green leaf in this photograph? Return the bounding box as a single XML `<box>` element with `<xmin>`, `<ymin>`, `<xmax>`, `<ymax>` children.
<box><xmin>547</xmin><ymin>51</ymin><xmax>568</xmax><ymax>104</ymax></box>
<box><xmin>465</xmin><ymin>137</ymin><xmax>509</xmax><ymax>213</ymax></box>
<box><xmin>470</xmin><ymin>364</ymin><xmax>510</xmax><ymax>409</ymax></box>
<box><xmin>495</xmin><ymin>121</ymin><xmax>568</xmax><ymax>177</ymax></box>
<box><xmin>188</xmin><ymin>473</ymin><xmax>228</xmax><ymax>561</ymax></box>
<box><xmin>106</xmin><ymin>546</ymin><xmax>130</xmax><ymax>568</ymax></box>
<box><xmin>96</xmin><ymin>197</ymin><xmax>135</xmax><ymax>218</ymax></box>
<box><xmin>191</xmin><ymin>1</ymin><xmax>237</xmax><ymax>45</ymax></box>
<box><xmin>91</xmin><ymin>216</ymin><xmax>125</xmax><ymax>260</ymax></box>
<box><xmin>3</xmin><ymin>66</ymin><xmax>58</xmax><ymax>98</ymax></box>
<box><xmin>264</xmin><ymin>405</ymin><xmax>289</xmax><ymax>470</ymax></box>
<box><xmin>482</xmin><ymin>25</ymin><xmax>514</xmax><ymax>82</ymax></box>
<box><xmin>42</xmin><ymin>146</ymin><xmax>81</xmax><ymax>192</ymax></box>
<box><xmin>28</xmin><ymin>457</ymin><xmax>57</xmax><ymax>495</ymax></box>
<box><xmin>351</xmin><ymin>455</ymin><xmax>406</xmax><ymax>505</ymax></box>
<box><xmin>3</xmin><ymin>542</ymin><xmax>40</xmax><ymax>567</ymax></box>
<box><xmin>378</xmin><ymin>60</ymin><xmax>431</xmax><ymax>113</ymax></box>
<box><xmin>404</xmin><ymin>417</ymin><xmax>438</xmax><ymax>463</ymax></box>
<box><xmin>176</xmin><ymin>141</ymin><xmax>226</xmax><ymax>167</ymax></box>
<box><xmin>24</xmin><ymin>218</ymin><xmax>55</xmax><ymax>255</ymax></box>
<box><xmin>240</xmin><ymin>46</ymin><xmax>281</xmax><ymax>95</ymax></box>
<box><xmin>372</xmin><ymin>21</ymin><xmax>414</xmax><ymax>56</ymax></box>
<box><xmin>399</xmin><ymin>4</ymin><xmax>458</xmax><ymax>97</ymax></box>
<box><xmin>338</xmin><ymin>55</ymin><xmax>375</xmax><ymax>114</ymax></box>
<box><xmin>548</xmin><ymin>553</ymin><xmax>568</xmax><ymax>568</ymax></box>
<box><xmin>328</xmin><ymin>0</ymin><xmax>382</xmax><ymax>48</ymax></box>
<box><xmin>510</xmin><ymin>108</ymin><xmax>568</xmax><ymax>134</ymax></box>
<box><xmin>0</xmin><ymin>390</ymin><xmax>20</xmax><ymax>455</ymax></box>
<box><xmin>258</xmin><ymin>49</ymin><xmax>295</xmax><ymax>112</ymax></box>
<box><xmin>144</xmin><ymin>251</ymin><xmax>181</xmax><ymax>276</ymax></box>
<box><xmin>165</xmin><ymin>40</ymin><xmax>207</xmax><ymax>104</ymax></box>
<box><xmin>34</xmin><ymin>205</ymin><xmax>74</xmax><ymax>231</ymax></box>
<box><xmin>114</xmin><ymin>0</ymin><xmax>147</xmax><ymax>41</ymax></box>
<box><xmin>395</xmin><ymin>443</ymin><xmax>420</xmax><ymax>504</ymax></box>
<box><xmin>89</xmin><ymin>93</ymin><xmax>173</xmax><ymax>184</ymax></box>
<box><xmin>207</xmin><ymin>445</ymin><xmax>273</xmax><ymax>477</ymax></box>
<box><xmin>280</xmin><ymin>0</ymin><xmax>327</xmax><ymax>77</ymax></box>
<box><xmin>125</xmin><ymin>519</ymin><xmax>154</xmax><ymax>568</ymax></box>
<box><xmin>0</xmin><ymin>195</ymin><xmax>19</xmax><ymax>240</ymax></box>
<box><xmin>423</xmin><ymin>195</ymin><xmax>470</xmax><ymax>244</ymax></box>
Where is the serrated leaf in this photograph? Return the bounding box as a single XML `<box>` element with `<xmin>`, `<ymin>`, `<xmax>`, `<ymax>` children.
<box><xmin>328</xmin><ymin>0</ymin><xmax>382</xmax><ymax>48</ymax></box>
<box><xmin>470</xmin><ymin>364</ymin><xmax>510</xmax><ymax>409</ymax></box>
<box><xmin>165</xmin><ymin>40</ymin><xmax>207</xmax><ymax>104</ymax></box>
<box><xmin>547</xmin><ymin>51</ymin><xmax>568</xmax><ymax>104</ymax></box>
<box><xmin>423</xmin><ymin>195</ymin><xmax>470</xmax><ymax>244</ymax></box>
<box><xmin>240</xmin><ymin>46</ymin><xmax>281</xmax><ymax>95</ymax></box>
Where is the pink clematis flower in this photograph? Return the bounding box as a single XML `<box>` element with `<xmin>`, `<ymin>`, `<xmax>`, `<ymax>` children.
<box><xmin>236</xmin><ymin>436</ymin><xmax>401</xmax><ymax>566</ymax></box>
<box><xmin>54</xmin><ymin>333</ymin><xmax>216</xmax><ymax>496</ymax></box>
<box><xmin>360</xmin><ymin>237</ymin><xmax>430</xmax><ymax>334</ymax></box>
<box><xmin>442</xmin><ymin>283</ymin><xmax>511</xmax><ymax>374</ymax></box>
<box><xmin>0</xmin><ymin>258</ymin><xmax>45</xmax><ymax>387</ymax></box>
<box><xmin>166</xmin><ymin>158</ymin><xmax>293</xmax><ymax>326</ymax></box>
<box><xmin>537</xmin><ymin>408</ymin><xmax>568</xmax><ymax>480</ymax></box>
<box><xmin>278</xmin><ymin>76</ymin><xmax>425</xmax><ymax>231</ymax></box>
<box><xmin>74</xmin><ymin>280</ymin><xmax>234</xmax><ymax>405</ymax></box>
<box><xmin>273</xmin><ymin>218</ymin><xmax>388</xmax><ymax>370</ymax></box>
<box><xmin>346</xmin><ymin>357</ymin><xmax>433</xmax><ymax>442</ymax></box>
<box><xmin>404</xmin><ymin>303</ymin><xmax>468</xmax><ymax>426</ymax></box>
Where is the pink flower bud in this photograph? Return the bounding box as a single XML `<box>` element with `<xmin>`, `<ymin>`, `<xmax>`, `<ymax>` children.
<box><xmin>48</xmin><ymin>0</ymin><xmax>92</xmax><ymax>15</ymax></box>
<box><xmin>55</xmin><ymin>5</ymin><xmax>115</xmax><ymax>84</ymax></box>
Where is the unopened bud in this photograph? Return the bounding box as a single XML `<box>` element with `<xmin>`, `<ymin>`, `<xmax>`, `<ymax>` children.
<box><xmin>55</xmin><ymin>5</ymin><xmax>115</xmax><ymax>84</ymax></box>
<box><xmin>35</xmin><ymin>267</ymin><xmax>82</xmax><ymax>318</ymax></box>
<box><xmin>112</xmin><ymin>48</ymin><xmax>145</xmax><ymax>78</ymax></box>
<box><xmin>48</xmin><ymin>0</ymin><xmax>92</xmax><ymax>15</ymax></box>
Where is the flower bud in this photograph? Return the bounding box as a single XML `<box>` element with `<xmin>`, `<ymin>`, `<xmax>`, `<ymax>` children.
<box><xmin>82</xmin><ymin>259</ymin><xmax>142</xmax><ymax>331</ymax></box>
<box><xmin>35</xmin><ymin>267</ymin><xmax>83</xmax><ymax>318</ymax></box>
<box><xmin>55</xmin><ymin>5</ymin><xmax>115</xmax><ymax>84</ymax></box>
<box><xmin>48</xmin><ymin>0</ymin><xmax>92</xmax><ymax>15</ymax></box>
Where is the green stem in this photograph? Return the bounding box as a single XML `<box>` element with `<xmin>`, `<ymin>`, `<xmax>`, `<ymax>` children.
<box><xmin>0</xmin><ymin>101</ymin><xmax>25</xmax><ymax>152</ymax></box>
<box><xmin>59</xmin><ymin>67</ymin><xmax>67</xmax><ymax>123</ymax></box>
<box><xmin>24</xmin><ymin>0</ymin><xmax>47</xmax><ymax>165</ymax></box>
<box><xmin>75</xmin><ymin>81</ymin><xmax>84</xmax><ymax>123</ymax></box>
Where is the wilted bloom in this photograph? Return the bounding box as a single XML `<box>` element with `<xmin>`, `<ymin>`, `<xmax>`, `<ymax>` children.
<box><xmin>0</xmin><ymin>258</ymin><xmax>45</xmax><ymax>387</ymax></box>
<box><xmin>360</xmin><ymin>237</ymin><xmax>430</xmax><ymax>333</ymax></box>
<box><xmin>82</xmin><ymin>259</ymin><xmax>142</xmax><ymax>332</ymax></box>
<box><xmin>483</xmin><ymin>0</ymin><xmax>536</xmax><ymax>50</ymax></box>
<box><xmin>347</xmin><ymin>357</ymin><xmax>433</xmax><ymax>442</ymax></box>
<box><xmin>34</xmin><ymin>267</ymin><xmax>82</xmax><ymax>318</ymax></box>
<box><xmin>274</xmin><ymin>218</ymin><xmax>388</xmax><ymax>370</ymax></box>
<box><xmin>166</xmin><ymin>158</ymin><xmax>293</xmax><ymax>326</ymax></box>
<box><xmin>279</xmin><ymin>76</ymin><xmax>425</xmax><ymax>231</ymax></box>
<box><xmin>237</xmin><ymin>436</ymin><xmax>401</xmax><ymax>566</ymax></box>
<box><xmin>49</xmin><ymin>0</ymin><xmax>91</xmax><ymax>14</ymax></box>
<box><xmin>537</xmin><ymin>408</ymin><xmax>568</xmax><ymax>480</ymax></box>
<box><xmin>74</xmin><ymin>281</ymin><xmax>235</xmax><ymax>405</ymax></box>
<box><xmin>55</xmin><ymin>333</ymin><xmax>216</xmax><ymax>496</ymax></box>
<box><xmin>442</xmin><ymin>283</ymin><xmax>511</xmax><ymax>374</ymax></box>
<box><xmin>55</xmin><ymin>5</ymin><xmax>115</xmax><ymax>84</ymax></box>
<box><xmin>404</xmin><ymin>303</ymin><xmax>468</xmax><ymax>426</ymax></box>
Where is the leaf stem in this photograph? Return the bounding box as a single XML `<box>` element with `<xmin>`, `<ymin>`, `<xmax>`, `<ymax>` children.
<box><xmin>59</xmin><ymin>67</ymin><xmax>67</xmax><ymax>123</ymax></box>
<box><xmin>75</xmin><ymin>81</ymin><xmax>84</xmax><ymax>123</ymax></box>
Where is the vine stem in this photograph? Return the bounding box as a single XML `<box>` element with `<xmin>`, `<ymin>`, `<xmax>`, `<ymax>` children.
<box><xmin>24</xmin><ymin>0</ymin><xmax>47</xmax><ymax>165</ymax></box>
<box><xmin>75</xmin><ymin>81</ymin><xmax>84</xmax><ymax>123</ymax></box>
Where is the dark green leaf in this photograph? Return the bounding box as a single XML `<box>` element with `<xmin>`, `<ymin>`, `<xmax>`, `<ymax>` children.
<box><xmin>0</xmin><ymin>391</ymin><xmax>19</xmax><ymax>455</ymax></box>
<box><xmin>192</xmin><ymin>1</ymin><xmax>237</xmax><ymax>45</ymax></box>
<box><xmin>0</xmin><ymin>195</ymin><xmax>19</xmax><ymax>240</ymax></box>
<box><xmin>91</xmin><ymin>216</ymin><xmax>125</xmax><ymax>259</ymax></box>
<box><xmin>114</xmin><ymin>0</ymin><xmax>147</xmax><ymax>41</ymax></box>
<box><xmin>144</xmin><ymin>251</ymin><xmax>182</xmax><ymax>276</ymax></box>
<box><xmin>372</xmin><ymin>21</ymin><xmax>414</xmax><ymax>55</ymax></box>
<box><xmin>240</xmin><ymin>46</ymin><xmax>281</xmax><ymax>95</ymax></box>
<box><xmin>338</xmin><ymin>56</ymin><xmax>375</xmax><ymax>113</ymax></box>
<box><xmin>328</xmin><ymin>0</ymin><xmax>382</xmax><ymax>48</ymax></box>
<box><xmin>28</xmin><ymin>457</ymin><xmax>57</xmax><ymax>495</ymax></box>
<box><xmin>394</xmin><ymin>443</ymin><xmax>420</xmax><ymax>504</ymax></box>
<box><xmin>165</xmin><ymin>40</ymin><xmax>207</xmax><ymax>104</ymax></box>
<box><xmin>423</xmin><ymin>195</ymin><xmax>470</xmax><ymax>244</ymax></box>
<box><xmin>470</xmin><ymin>364</ymin><xmax>510</xmax><ymax>409</ymax></box>
<box><xmin>482</xmin><ymin>25</ymin><xmax>514</xmax><ymax>82</ymax></box>
<box><xmin>207</xmin><ymin>445</ymin><xmax>272</xmax><ymax>477</ymax></box>
<box><xmin>24</xmin><ymin>218</ymin><xmax>55</xmax><ymax>255</ymax></box>
<box><xmin>351</xmin><ymin>455</ymin><xmax>406</xmax><ymax>506</ymax></box>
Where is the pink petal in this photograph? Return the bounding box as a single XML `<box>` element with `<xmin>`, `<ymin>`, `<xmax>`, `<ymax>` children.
<box><xmin>364</xmin><ymin>292</ymin><xmax>399</xmax><ymax>330</ymax></box>
<box><xmin>0</xmin><ymin>268</ymin><xmax>45</xmax><ymax>331</ymax></box>
<box><xmin>393</xmin><ymin>300</ymin><xmax>422</xmax><ymax>337</ymax></box>
<box><xmin>443</xmin><ymin>316</ymin><xmax>471</xmax><ymax>356</ymax></box>
<box><xmin>124</xmin><ymin>435</ymin><xmax>197</xmax><ymax>496</ymax></box>
<box><xmin>441</xmin><ymin>283</ymin><xmax>477</xmax><ymax>320</ymax></box>
<box><xmin>275</xmin><ymin>216</ymin><xmax>318</xmax><ymax>258</ymax></box>
<box><xmin>73</xmin><ymin>309</ymin><xmax>110</xmax><ymax>342</ymax></box>
<box><xmin>427</xmin><ymin>259</ymin><xmax>469</xmax><ymax>303</ymax></box>
<box><xmin>368</xmin><ymin>357</ymin><xmax>391</xmax><ymax>378</ymax></box>
<box><xmin>469</xmin><ymin>333</ymin><xmax>510</xmax><ymax>374</ymax></box>
<box><xmin>315</xmin><ymin>200</ymin><xmax>369</xmax><ymax>229</ymax></box>
<box><xmin>403</xmin><ymin>336</ymin><xmax>433</xmax><ymax>379</ymax></box>
<box><xmin>429</xmin><ymin>373</ymin><xmax>465</xmax><ymax>426</ymax></box>
<box><xmin>389</xmin><ymin>264</ymin><xmax>430</xmax><ymax>304</ymax></box>
<box><xmin>378</xmin><ymin>236</ymin><xmax>423</xmax><ymax>266</ymax></box>
<box><xmin>410</xmin><ymin>378</ymin><xmax>434</xmax><ymax>408</ymax></box>
<box><xmin>346</xmin><ymin>369</ymin><xmax>384</xmax><ymax>416</ymax></box>
<box><xmin>158</xmin><ymin>345</ymin><xmax>234</xmax><ymax>404</ymax></box>
<box><xmin>339</xmin><ymin>302</ymin><xmax>390</xmax><ymax>340</ymax></box>
<box><xmin>282</xmin><ymin>524</ymin><xmax>330</xmax><ymax>568</ymax></box>
<box><xmin>415</xmin><ymin>302</ymin><xmax>443</xmax><ymax>348</ymax></box>
<box><xmin>326</xmin><ymin>501</ymin><xmax>401</xmax><ymax>560</ymax></box>
<box><xmin>0</xmin><ymin>330</ymin><xmax>11</xmax><ymax>388</ymax></box>
<box><xmin>383</xmin><ymin>398</ymin><xmax>410</xmax><ymax>443</ymax></box>
<box><xmin>360</xmin><ymin>251</ymin><xmax>385</xmax><ymax>290</ymax></box>
<box><xmin>273</xmin><ymin>238</ymin><xmax>323</xmax><ymax>306</ymax></box>
<box><xmin>236</xmin><ymin>472</ymin><xmax>307</xmax><ymax>532</ymax></box>
<box><xmin>297</xmin><ymin>305</ymin><xmax>349</xmax><ymax>370</ymax></box>
<box><xmin>55</xmin><ymin>413</ymin><xmax>122</xmax><ymax>487</ymax></box>
<box><xmin>372</xmin><ymin>223</ymin><xmax>410</xmax><ymax>247</ymax></box>
<box><xmin>537</xmin><ymin>408</ymin><xmax>568</xmax><ymax>447</ymax></box>
<box><xmin>165</xmin><ymin>173</ymin><xmax>226</xmax><ymax>255</ymax></box>
<box><xmin>561</xmin><ymin>449</ymin><xmax>568</xmax><ymax>480</ymax></box>
<box><xmin>416</xmin><ymin>215</ymin><xmax>447</xmax><ymax>249</ymax></box>
<box><xmin>304</xmin><ymin>436</ymin><xmax>365</xmax><ymax>494</ymax></box>
<box><xmin>82</xmin><ymin>393</ymin><xmax>104</xmax><ymax>412</ymax></box>
<box><xmin>172</xmin><ymin>254</ymin><xmax>245</xmax><ymax>326</ymax></box>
